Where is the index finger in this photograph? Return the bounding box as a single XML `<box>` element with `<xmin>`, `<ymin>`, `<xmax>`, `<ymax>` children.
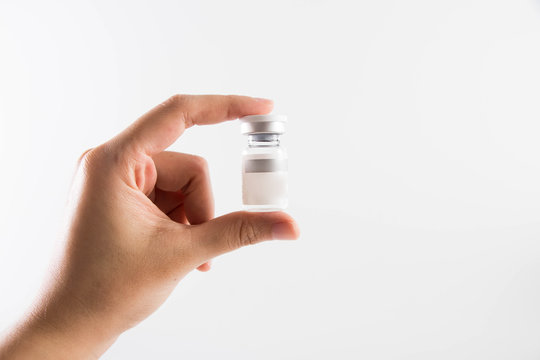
<box><xmin>117</xmin><ymin>95</ymin><xmax>273</xmax><ymax>156</ymax></box>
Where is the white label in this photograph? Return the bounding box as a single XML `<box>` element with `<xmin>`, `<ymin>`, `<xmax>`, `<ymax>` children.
<box><xmin>242</xmin><ymin>171</ymin><xmax>288</xmax><ymax>206</ymax></box>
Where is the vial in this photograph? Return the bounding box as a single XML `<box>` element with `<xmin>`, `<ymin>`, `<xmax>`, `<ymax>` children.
<box><xmin>240</xmin><ymin>114</ymin><xmax>288</xmax><ymax>211</ymax></box>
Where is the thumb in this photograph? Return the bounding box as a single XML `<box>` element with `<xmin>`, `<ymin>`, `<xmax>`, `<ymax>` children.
<box><xmin>189</xmin><ymin>211</ymin><xmax>300</xmax><ymax>261</ymax></box>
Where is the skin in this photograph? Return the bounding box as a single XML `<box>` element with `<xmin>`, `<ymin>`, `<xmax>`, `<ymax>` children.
<box><xmin>0</xmin><ymin>95</ymin><xmax>300</xmax><ymax>359</ymax></box>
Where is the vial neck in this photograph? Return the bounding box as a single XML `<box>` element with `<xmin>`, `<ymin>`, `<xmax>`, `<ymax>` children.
<box><xmin>248</xmin><ymin>134</ymin><xmax>280</xmax><ymax>147</ymax></box>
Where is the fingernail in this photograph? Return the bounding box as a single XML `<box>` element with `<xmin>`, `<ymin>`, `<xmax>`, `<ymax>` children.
<box><xmin>253</xmin><ymin>97</ymin><xmax>273</xmax><ymax>103</ymax></box>
<box><xmin>272</xmin><ymin>222</ymin><xmax>298</xmax><ymax>240</ymax></box>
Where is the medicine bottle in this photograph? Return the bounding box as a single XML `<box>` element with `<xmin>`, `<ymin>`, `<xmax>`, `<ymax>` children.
<box><xmin>240</xmin><ymin>115</ymin><xmax>288</xmax><ymax>211</ymax></box>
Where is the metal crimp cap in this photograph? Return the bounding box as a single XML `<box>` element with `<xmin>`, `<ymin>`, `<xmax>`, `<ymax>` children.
<box><xmin>239</xmin><ymin>114</ymin><xmax>287</xmax><ymax>135</ymax></box>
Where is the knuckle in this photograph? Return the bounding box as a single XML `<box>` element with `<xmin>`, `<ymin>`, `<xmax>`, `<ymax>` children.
<box><xmin>235</xmin><ymin>218</ymin><xmax>259</xmax><ymax>248</ymax></box>
<box><xmin>163</xmin><ymin>94</ymin><xmax>194</xmax><ymax>127</ymax></box>
<box><xmin>77</xmin><ymin>148</ymin><xmax>94</xmax><ymax>166</ymax></box>
<box><xmin>191</xmin><ymin>155</ymin><xmax>209</xmax><ymax>173</ymax></box>
<box><xmin>77</xmin><ymin>147</ymin><xmax>98</xmax><ymax>171</ymax></box>
<box><xmin>76</xmin><ymin>144</ymin><xmax>115</xmax><ymax>174</ymax></box>
<box><xmin>166</xmin><ymin>94</ymin><xmax>189</xmax><ymax>108</ymax></box>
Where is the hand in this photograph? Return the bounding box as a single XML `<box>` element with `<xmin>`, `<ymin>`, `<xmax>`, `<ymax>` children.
<box><xmin>0</xmin><ymin>95</ymin><xmax>300</xmax><ymax>359</ymax></box>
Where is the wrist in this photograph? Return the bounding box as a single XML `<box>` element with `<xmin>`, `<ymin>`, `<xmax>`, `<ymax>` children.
<box><xmin>0</xmin><ymin>297</ymin><xmax>120</xmax><ymax>359</ymax></box>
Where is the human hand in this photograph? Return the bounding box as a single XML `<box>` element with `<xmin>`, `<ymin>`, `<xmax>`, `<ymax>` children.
<box><xmin>0</xmin><ymin>95</ymin><xmax>299</xmax><ymax>359</ymax></box>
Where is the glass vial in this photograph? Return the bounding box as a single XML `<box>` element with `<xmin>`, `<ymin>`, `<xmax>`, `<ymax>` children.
<box><xmin>240</xmin><ymin>115</ymin><xmax>288</xmax><ymax>211</ymax></box>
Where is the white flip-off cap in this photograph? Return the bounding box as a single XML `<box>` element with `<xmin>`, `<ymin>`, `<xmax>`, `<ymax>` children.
<box><xmin>240</xmin><ymin>114</ymin><xmax>287</xmax><ymax>135</ymax></box>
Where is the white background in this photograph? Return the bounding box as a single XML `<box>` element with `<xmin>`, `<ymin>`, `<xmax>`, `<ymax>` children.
<box><xmin>1</xmin><ymin>0</ymin><xmax>540</xmax><ymax>358</ymax></box>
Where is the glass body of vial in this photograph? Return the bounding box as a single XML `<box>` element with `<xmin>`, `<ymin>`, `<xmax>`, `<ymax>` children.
<box><xmin>240</xmin><ymin>115</ymin><xmax>288</xmax><ymax>211</ymax></box>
